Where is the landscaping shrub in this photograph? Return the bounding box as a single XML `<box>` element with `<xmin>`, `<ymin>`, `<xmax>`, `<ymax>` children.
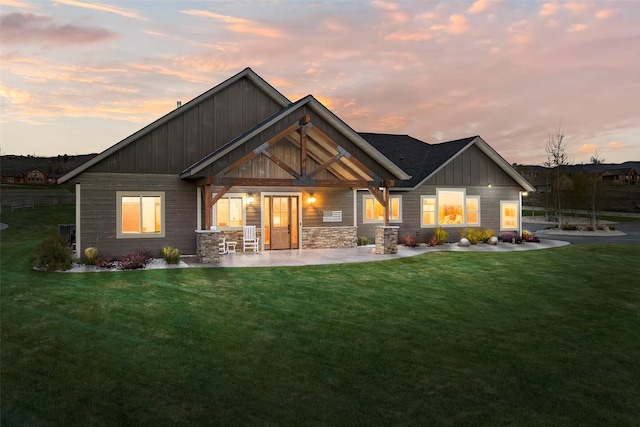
<box><xmin>357</xmin><ymin>236</ymin><xmax>369</xmax><ymax>246</ymax></box>
<box><xmin>433</xmin><ymin>227</ymin><xmax>448</xmax><ymax>245</ymax></box>
<box><xmin>161</xmin><ymin>246</ymin><xmax>181</xmax><ymax>264</ymax></box>
<box><xmin>402</xmin><ymin>233</ymin><xmax>418</xmax><ymax>247</ymax></box>
<box><xmin>521</xmin><ymin>230</ymin><xmax>540</xmax><ymax>243</ymax></box>
<box><xmin>498</xmin><ymin>231</ymin><xmax>522</xmax><ymax>244</ymax></box>
<box><xmin>562</xmin><ymin>223</ymin><xmax>578</xmax><ymax>231</ymax></box>
<box><xmin>119</xmin><ymin>253</ymin><xmax>150</xmax><ymax>270</ymax></box>
<box><xmin>84</xmin><ymin>247</ymin><xmax>99</xmax><ymax>265</ymax></box>
<box><xmin>427</xmin><ymin>236</ymin><xmax>439</xmax><ymax>246</ymax></box>
<box><xmin>96</xmin><ymin>254</ymin><xmax>118</xmax><ymax>269</ymax></box>
<box><xmin>480</xmin><ymin>228</ymin><xmax>494</xmax><ymax>243</ymax></box>
<box><xmin>609</xmin><ymin>225</ymin><xmax>616</xmax><ymax>231</ymax></box>
<box><xmin>586</xmin><ymin>226</ymin><xmax>595</xmax><ymax>232</ymax></box>
<box><xmin>597</xmin><ymin>224</ymin><xmax>606</xmax><ymax>231</ymax></box>
<box><xmin>32</xmin><ymin>233</ymin><xmax>73</xmax><ymax>272</ymax></box>
<box><xmin>461</xmin><ymin>228</ymin><xmax>483</xmax><ymax>245</ymax></box>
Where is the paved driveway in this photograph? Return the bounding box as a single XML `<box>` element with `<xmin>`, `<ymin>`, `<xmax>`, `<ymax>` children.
<box><xmin>525</xmin><ymin>221</ymin><xmax>640</xmax><ymax>245</ymax></box>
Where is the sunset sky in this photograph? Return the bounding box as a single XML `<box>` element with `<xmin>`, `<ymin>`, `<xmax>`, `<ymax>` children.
<box><xmin>1</xmin><ymin>0</ymin><xmax>638</xmax><ymax>165</ymax></box>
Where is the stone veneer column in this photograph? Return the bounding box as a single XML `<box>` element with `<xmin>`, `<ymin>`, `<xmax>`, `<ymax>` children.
<box><xmin>195</xmin><ymin>230</ymin><xmax>220</xmax><ymax>263</ymax></box>
<box><xmin>375</xmin><ymin>226</ymin><xmax>399</xmax><ymax>254</ymax></box>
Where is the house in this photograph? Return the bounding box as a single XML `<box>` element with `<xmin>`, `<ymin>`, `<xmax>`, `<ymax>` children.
<box><xmin>600</xmin><ymin>168</ymin><xmax>638</xmax><ymax>185</ymax></box>
<box><xmin>59</xmin><ymin>68</ymin><xmax>534</xmax><ymax>258</ymax></box>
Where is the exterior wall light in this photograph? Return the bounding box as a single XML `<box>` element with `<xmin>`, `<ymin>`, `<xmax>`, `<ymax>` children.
<box><xmin>309</xmin><ymin>195</ymin><xmax>316</xmax><ymax>204</ymax></box>
<box><xmin>247</xmin><ymin>195</ymin><xmax>255</xmax><ymax>204</ymax></box>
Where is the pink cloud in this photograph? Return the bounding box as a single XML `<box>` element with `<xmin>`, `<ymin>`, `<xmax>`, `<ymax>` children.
<box><xmin>55</xmin><ymin>0</ymin><xmax>146</xmax><ymax>20</ymax></box>
<box><xmin>579</xmin><ymin>143</ymin><xmax>598</xmax><ymax>153</ymax></box>
<box><xmin>608</xmin><ymin>141</ymin><xmax>624</xmax><ymax>149</ymax></box>
<box><xmin>564</xmin><ymin>2</ymin><xmax>590</xmax><ymax>15</ymax></box>
<box><xmin>180</xmin><ymin>10</ymin><xmax>284</xmax><ymax>38</ymax></box>
<box><xmin>567</xmin><ymin>23</ymin><xmax>587</xmax><ymax>32</ymax></box>
<box><xmin>0</xmin><ymin>12</ymin><xmax>115</xmax><ymax>46</ymax></box>
<box><xmin>468</xmin><ymin>0</ymin><xmax>493</xmax><ymax>14</ymax></box>
<box><xmin>595</xmin><ymin>9</ymin><xmax>614</xmax><ymax>20</ymax></box>
<box><xmin>538</xmin><ymin>2</ymin><xmax>559</xmax><ymax>17</ymax></box>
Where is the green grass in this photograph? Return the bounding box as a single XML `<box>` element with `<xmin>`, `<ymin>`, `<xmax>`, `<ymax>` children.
<box><xmin>2</xmin><ymin>206</ymin><xmax>640</xmax><ymax>425</ymax></box>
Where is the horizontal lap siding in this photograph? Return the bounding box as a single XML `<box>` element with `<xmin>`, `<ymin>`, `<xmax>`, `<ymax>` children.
<box><xmin>301</xmin><ymin>188</ymin><xmax>353</xmax><ymax>227</ymax></box>
<box><xmin>78</xmin><ymin>173</ymin><xmax>197</xmax><ymax>255</ymax></box>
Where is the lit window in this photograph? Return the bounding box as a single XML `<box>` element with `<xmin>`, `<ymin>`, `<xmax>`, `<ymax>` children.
<box><xmin>425</xmin><ymin>189</ymin><xmax>481</xmax><ymax>227</ymax></box>
<box><xmin>214</xmin><ymin>194</ymin><xmax>245</xmax><ymax>228</ymax></box>
<box><xmin>438</xmin><ymin>189</ymin><xmax>464</xmax><ymax>226</ymax></box>
<box><xmin>117</xmin><ymin>192</ymin><xmax>165</xmax><ymax>238</ymax></box>
<box><xmin>363</xmin><ymin>195</ymin><xmax>402</xmax><ymax>223</ymax></box>
<box><xmin>421</xmin><ymin>196</ymin><xmax>436</xmax><ymax>226</ymax></box>
<box><xmin>500</xmin><ymin>200</ymin><xmax>519</xmax><ymax>230</ymax></box>
<box><xmin>466</xmin><ymin>196</ymin><xmax>480</xmax><ymax>226</ymax></box>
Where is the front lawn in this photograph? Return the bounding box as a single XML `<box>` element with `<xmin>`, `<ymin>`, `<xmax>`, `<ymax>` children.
<box><xmin>2</xmin><ymin>206</ymin><xmax>639</xmax><ymax>425</ymax></box>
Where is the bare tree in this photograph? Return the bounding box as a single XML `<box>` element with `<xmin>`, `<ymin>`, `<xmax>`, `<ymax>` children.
<box><xmin>544</xmin><ymin>129</ymin><xmax>571</xmax><ymax>228</ymax></box>
<box><xmin>589</xmin><ymin>152</ymin><xmax>605</xmax><ymax>227</ymax></box>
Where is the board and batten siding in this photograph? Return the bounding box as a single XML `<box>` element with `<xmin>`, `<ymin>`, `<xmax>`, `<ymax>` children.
<box><xmin>89</xmin><ymin>78</ymin><xmax>284</xmax><ymax>175</ymax></box>
<box><xmin>357</xmin><ymin>142</ymin><xmax>526</xmax><ymax>243</ymax></box>
<box><xmin>77</xmin><ymin>173</ymin><xmax>198</xmax><ymax>255</ymax></box>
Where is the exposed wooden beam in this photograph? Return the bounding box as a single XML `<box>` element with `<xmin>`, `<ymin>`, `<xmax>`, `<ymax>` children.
<box><xmin>203</xmin><ymin>184</ymin><xmax>232</xmax><ymax>230</ymax></box>
<box><xmin>261</xmin><ymin>149</ymin><xmax>300</xmax><ymax>179</ymax></box>
<box><xmin>217</xmin><ymin>122</ymin><xmax>299</xmax><ymax>180</ymax></box>
<box><xmin>208</xmin><ymin>184</ymin><xmax>233</xmax><ymax>208</ymax></box>
<box><xmin>368</xmin><ymin>185</ymin><xmax>390</xmax><ymax>226</ymax></box>
<box><xmin>213</xmin><ymin>177</ymin><xmax>373</xmax><ymax>187</ymax></box>
<box><xmin>308</xmin><ymin>126</ymin><xmax>382</xmax><ymax>183</ymax></box>
<box><xmin>300</xmin><ymin>123</ymin><xmax>308</xmax><ymax>178</ymax></box>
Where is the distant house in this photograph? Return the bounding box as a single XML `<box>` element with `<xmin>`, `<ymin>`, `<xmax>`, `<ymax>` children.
<box><xmin>59</xmin><ymin>68</ymin><xmax>534</xmax><ymax>256</ymax></box>
<box><xmin>600</xmin><ymin>168</ymin><xmax>638</xmax><ymax>185</ymax></box>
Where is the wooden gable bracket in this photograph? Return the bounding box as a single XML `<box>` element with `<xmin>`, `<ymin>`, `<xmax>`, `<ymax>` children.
<box><xmin>212</xmin><ymin>122</ymin><xmax>301</xmax><ymax>184</ymax></box>
<box><xmin>203</xmin><ymin>184</ymin><xmax>233</xmax><ymax>230</ymax></box>
<box><xmin>367</xmin><ymin>185</ymin><xmax>391</xmax><ymax>226</ymax></box>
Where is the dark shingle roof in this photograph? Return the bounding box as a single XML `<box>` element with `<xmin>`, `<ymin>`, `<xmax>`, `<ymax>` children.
<box><xmin>358</xmin><ymin>133</ymin><xmax>476</xmax><ymax>188</ymax></box>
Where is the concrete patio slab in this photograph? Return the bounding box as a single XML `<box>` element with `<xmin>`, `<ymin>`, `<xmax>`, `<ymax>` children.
<box><xmin>185</xmin><ymin>239</ymin><xmax>570</xmax><ymax>268</ymax></box>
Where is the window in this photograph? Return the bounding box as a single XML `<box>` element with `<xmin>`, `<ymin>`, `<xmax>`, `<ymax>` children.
<box><xmin>117</xmin><ymin>192</ymin><xmax>165</xmax><ymax>238</ymax></box>
<box><xmin>421</xmin><ymin>196</ymin><xmax>436</xmax><ymax>226</ymax></box>
<box><xmin>421</xmin><ymin>189</ymin><xmax>481</xmax><ymax>228</ymax></box>
<box><xmin>500</xmin><ymin>200</ymin><xmax>519</xmax><ymax>230</ymax></box>
<box><xmin>466</xmin><ymin>196</ymin><xmax>480</xmax><ymax>226</ymax></box>
<box><xmin>363</xmin><ymin>194</ymin><xmax>401</xmax><ymax>223</ymax></box>
<box><xmin>213</xmin><ymin>194</ymin><xmax>245</xmax><ymax>228</ymax></box>
<box><xmin>438</xmin><ymin>189</ymin><xmax>464</xmax><ymax>226</ymax></box>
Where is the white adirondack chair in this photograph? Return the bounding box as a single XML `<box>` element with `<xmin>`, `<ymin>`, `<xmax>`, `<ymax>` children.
<box><xmin>218</xmin><ymin>237</ymin><xmax>227</xmax><ymax>255</ymax></box>
<box><xmin>243</xmin><ymin>226</ymin><xmax>260</xmax><ymax>253</ymax></box>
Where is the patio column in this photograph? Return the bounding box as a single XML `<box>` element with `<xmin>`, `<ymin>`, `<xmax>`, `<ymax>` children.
<box><xmin>375</xmin><ymin>226</ymin><xmax>399</xmax><ymax>254</ymax></box>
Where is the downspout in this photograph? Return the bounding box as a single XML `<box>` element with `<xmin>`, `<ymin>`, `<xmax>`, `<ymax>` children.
<box><xmin>75</xmin><ymin>183</ymin><xmax>81</xmax><ymax>255</ymax></box>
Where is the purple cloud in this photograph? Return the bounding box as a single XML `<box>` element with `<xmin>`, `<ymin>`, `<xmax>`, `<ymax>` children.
<box><xmin>0</xmin><ymin>12</ymin><xmax>115</xmax><ymax>46</ymax></box>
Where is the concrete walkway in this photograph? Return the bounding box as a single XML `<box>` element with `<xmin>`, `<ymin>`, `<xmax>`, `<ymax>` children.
<box><xmin>186</xmin><ymin>239</ymin><xmax>571</xmax><ymax>268</ymax></box>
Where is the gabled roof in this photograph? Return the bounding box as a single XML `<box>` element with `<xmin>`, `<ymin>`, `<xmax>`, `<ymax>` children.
<box><xmin>181</xmin><ymin>95</ymin><xmax>411</xmax><ymax>182</ymax></box>
<box><xmin>601</xmin><ymin>167</ymin><xmax>636</xmax><ymax>176</ymax></box>
<box><xmin>59</xmin><ymin>68</ymin><xmax>290</xmax><ymax>184</ymax></box>
<box><xmin>359</xmin><ymin>133</ymin><xmax>535</xmax><ymax>192</ymax></box>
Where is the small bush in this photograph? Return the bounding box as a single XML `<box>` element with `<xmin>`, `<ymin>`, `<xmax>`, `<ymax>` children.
<box><xmin>586</xmin><ymin>226</ymin><xmax>595</xmax><ymax>232</ymax></box>
<box><xmin>433</xmin><ymin>227</ymin><xmax>448</xmax><ymax>245</ymax></box>
<box><xmin>119</xmin><ymin>253</ymin><xmax>150</xmax><ymax>270</ymax></box>
<box><xmin>402</xmin><ymin>233</ymin><xmax>418</xmax><ymax>247</ymax></box>
<box><xmin>357</xmin><ymin>236</ymin><xmax>369</xmax><ymax>246</ymax></box>
<box><xmin>461</xmin><ymin>228</ymin><xmax>483</xmax><ymax>245</ymax></box>
<box><xmin>96</xmin><ymin>254</ymin><xmax>118</xmax><ymax>269</ymax></box>
<box><xmin>521</xmin><ymin>230</ymin><xmax>540</xmax><ymax>243</ymax></box>
<box><xmin>480</xmin><ymin>228</ymin><xmax>494</xmax><ymax>243</ymax></box>
<box><xmin>161</xmin><ymin>246</ymin><xmax>181</xmax><ymax>264</ymax></box>
<box><xmin>498</xmin><ymin>231</ymin><xmax>522</xmax><ymax>244</ymax></box>
<box><xmin>33</xmin><ymin>234</ymin><xmax>73</xmax><ymax>272</ymax></box>
<box><xmin>609</xmin><ymin>225</ymin><xmax>616</xmax><ymax>231</ymax></box>
<box><xmin>84</xmin><ymin>247</ymin><xmax>99</xmax><ymax>265</ymax></box>
<box><xmin>597</xmin><ymin>224</ymin><xmax>606</xmax><ymax>231</ymax></box>
<box><xmin>426</xmin><ymin>236</ymin><xmax>438</xmax><ymax>246</ymax></box>
<box><xmin>562</xmin><ymin>224</ymin><xmax>578</xmax><ymax>231</ymax></box>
